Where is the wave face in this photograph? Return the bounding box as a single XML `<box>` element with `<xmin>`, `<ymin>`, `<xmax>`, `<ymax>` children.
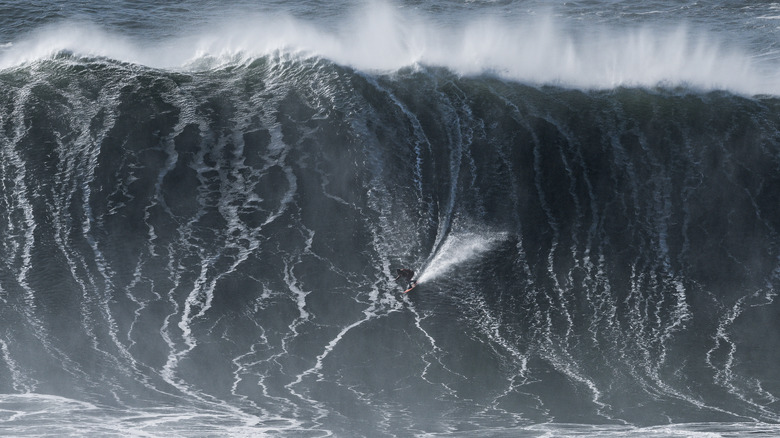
<box><xmin>1</xmin><ymin>55</ymin><xmax>780</xmax><ymax>435</ymax></box>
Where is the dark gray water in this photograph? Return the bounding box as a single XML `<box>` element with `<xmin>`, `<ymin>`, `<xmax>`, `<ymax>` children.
<box><xmin>1</xmin><ymin>1</ymin><xmax>780</xmax><ymax>436</ymax></box>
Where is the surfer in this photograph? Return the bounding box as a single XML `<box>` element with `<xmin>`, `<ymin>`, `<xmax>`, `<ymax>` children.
<box><xmin>394</xmin><ymin>268</ymin><xmax>416</xmax><ymax>289</ymax></box>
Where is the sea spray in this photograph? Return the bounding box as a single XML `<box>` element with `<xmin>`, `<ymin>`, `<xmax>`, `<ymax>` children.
<box><xmin>417</xmin><ymin>232</ymin><xmax>508</xmax><ymax>284</ymax></box>
<box><xmin>0</xmin><ymin>3</ymin><xmax>775</xmax><ymax>95</ymax></box>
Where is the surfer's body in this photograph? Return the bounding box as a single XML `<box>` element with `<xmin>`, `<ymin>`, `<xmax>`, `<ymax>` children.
<box><xmin>395</xmin><ymin>268</ymin><xmax>417</xmax><ymax>292</ymax></box>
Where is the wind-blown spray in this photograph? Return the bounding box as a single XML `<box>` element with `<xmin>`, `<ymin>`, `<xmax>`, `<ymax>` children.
<box><xmin>0</xmin><ymin>3</ymin><xmax>776</xmax><ymax>95</ymax></box>
<box><xmin>417</xmin><ymin>232</ymin><xmax>507</xmax><ymax>284</ymax></box>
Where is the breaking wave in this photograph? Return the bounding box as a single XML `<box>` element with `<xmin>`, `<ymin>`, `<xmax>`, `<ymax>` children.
<box><xmin>0</xmin><ymin>42</ymin><xmax>779</xmax><ymax>435</ymax></box>
<box><xmin>1</xmin><ymin>2</ymin><xmax>778</xmax><ymax>95</ymax></box>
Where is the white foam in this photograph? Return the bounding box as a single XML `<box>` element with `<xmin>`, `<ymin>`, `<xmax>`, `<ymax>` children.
<box><xmin>417</xmin><ymin>231</ymin><xmax>506</xmax><ymax>284</ymax></box>
<box><xmin>0</xmin><ymin>3</ymin><xmax>777</xmax><ymax>95</ymax></box>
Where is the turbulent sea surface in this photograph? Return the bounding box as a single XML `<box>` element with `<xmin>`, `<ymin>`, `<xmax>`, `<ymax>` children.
<box><xmin>1</xmin><ymin>1</ymin><xmax>780</xmax><ymax>436</ymax></box>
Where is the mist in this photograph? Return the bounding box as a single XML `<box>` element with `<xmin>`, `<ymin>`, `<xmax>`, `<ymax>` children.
<box><xmin>0</xmin><ymin>2</ymin><xmax>776</xmax><ymax>95</ymax></box>
<box><xmin>417</xmin><ymin>232</ymin><xmax>507</xmax><ymax>284</ymax></box>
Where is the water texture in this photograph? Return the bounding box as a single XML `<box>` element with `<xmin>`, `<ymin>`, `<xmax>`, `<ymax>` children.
<box><xmin>0</xmin><ymin>1</ymin><xmax>779</xmax><ymax>436</ymax></box>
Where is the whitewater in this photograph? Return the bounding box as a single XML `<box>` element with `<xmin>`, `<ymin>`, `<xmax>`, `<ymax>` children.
<box><xmin>1</xmin><ymin>1</ymin><xmax>780</xmax><ymax>437</ymax></box>
<box><xmin>1</xmin><ymin>2</ymin><xmax>779</xmax><ymax>94</ymax></box>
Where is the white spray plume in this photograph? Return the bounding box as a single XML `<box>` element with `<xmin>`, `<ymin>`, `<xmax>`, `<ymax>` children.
<box><xmin>0</xmin><ymin>2</ymin><xmax>777</xmax><ymax>95</ymax></box>
<box><xmin>416</xmin><ymin>232</ymin><xmax>507</xmax><ymax>284</ymax></box>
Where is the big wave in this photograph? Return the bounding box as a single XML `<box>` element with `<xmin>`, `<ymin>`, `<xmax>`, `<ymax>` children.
<box><xmin>0</xmin><ymin>41</ymin><xmax>779</xmax><ymax>434</ymax></box>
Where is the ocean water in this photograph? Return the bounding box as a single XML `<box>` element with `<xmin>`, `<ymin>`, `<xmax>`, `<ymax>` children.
<box><xmin>1</xmin><ymin>1</ymin><xmax>780</xmax><ymax>436</ymax></box>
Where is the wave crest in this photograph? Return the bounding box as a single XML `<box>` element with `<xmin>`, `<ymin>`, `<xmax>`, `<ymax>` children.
<box><xmin>1</xmin><ymin>3</ymin><xmax>776</xmax><ymax>95</ymax></box>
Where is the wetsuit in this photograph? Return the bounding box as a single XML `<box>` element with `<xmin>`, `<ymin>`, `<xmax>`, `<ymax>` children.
<box><xmin>395</xmin><ymin>269</ymin><xmax>415</xmax><ymax>287</ymax></box>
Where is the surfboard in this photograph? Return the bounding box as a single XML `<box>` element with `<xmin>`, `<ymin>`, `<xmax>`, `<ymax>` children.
<box><xmin>403</xmin><ymin>282</ymin><xmax>417</xmax><ymax>294</ymax></box>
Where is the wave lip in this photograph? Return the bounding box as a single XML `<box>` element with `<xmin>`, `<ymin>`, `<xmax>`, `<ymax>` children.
<box><xmin>1</xmin><ymin>5</ymin><xmax>777</xmax><ymax>95</ymax></box>
<box><xmin>0</xmin><ymin>22</ymin><xmax>142</xmax><ymax>68</ymax></box>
